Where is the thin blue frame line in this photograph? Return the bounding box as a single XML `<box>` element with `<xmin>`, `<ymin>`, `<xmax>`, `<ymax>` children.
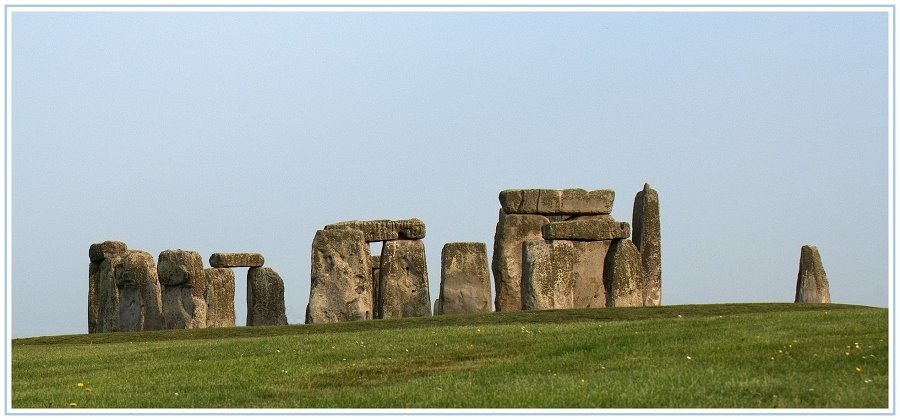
<box><xmin>1</xmin><ymin>4</ymin><xmax>896</xmax><ymax>8</ymax></box>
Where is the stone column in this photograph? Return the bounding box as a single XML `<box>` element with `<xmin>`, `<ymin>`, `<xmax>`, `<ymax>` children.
<box><xmin>88</xmin><ymin>241</ymin><xmax>128</xmax><ymax>333</ymax></box>
<box><xmin>370</xmin><ymin>255</ymin><xmax>382</xmax><ymax>320</ymax></box>
<box><xmin>115</xmin><ymin>250</ymin><xmax>163</xmax><ymax>332</ymax></box>
<box><xmin>205</xmin><ymin>268</ymin><xmax>236</xmax><ymax>328</ymax></box>
<box><xmin>492</xmin><ymin>210</ymin><xmax>550</xmax><ymax>311</ymax></box>
<box><xmin>521</xmin><ymin>240</ymin><xmax>576</xmax><ymax>310</ymax></box>
<box><xmin>247</xmin><ymin>267</ymin><xmax>288</xmax><ymax>326</ymax></box>
<box><xmin>633</xmin><ymin>183</ymin><xmax>661</xmax><ymax>306</ymax></box>
<box><xmin>439</xmin><ymin>242</ymin><xmax>492</xmax><ymax>315</ymax></box>
<box><xmin>158</xmin><ymin>249</ymin><xmax>207</xmax><ymax>329</ymax></box>
<box><xmin>380</xmin><ymin>239</ymin><xmax>431</xmax><ymax>319</ymax></box>
<box><xmin>603</xmin><ymin>239</ymin><xmax>644</xmax><ymax>307</ymax></box>
<box><xmin>794</xmin><ymin>245</ymin><xmax>831</xmax><ymax>303</ymax></box>
<box><xmin>306</xmin><ymin>229</ymin><xmax>373</xmax><ymax>323</ymax></box>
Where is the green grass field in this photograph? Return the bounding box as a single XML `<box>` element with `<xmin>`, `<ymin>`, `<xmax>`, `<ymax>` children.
<box><xmin>10</xmin><ymin>303</ymin><xmax>890</xmax><ymax>409</ymax></box>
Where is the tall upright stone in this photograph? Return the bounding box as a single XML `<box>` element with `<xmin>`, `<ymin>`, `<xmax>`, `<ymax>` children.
<box><xmin>247</xmin><ymin>267</ymin><xmax>288</xmax><ymax>326</ymax></box>
<box><xmin>633</xmin><ymin>183</ymin><xmax>662</xmax><ymax>306</ymax></box>
<box><xmin>380</xmin><ymin>239</ymin><xmax>431</xmax><ymax>319</ymax></box>
<box><xmin>306</xmin><ymin>229</ymin><xmax>373</xmax><ymax>323</ymax></box>
<box><xmin>88</xmin><ymin>241</ymin><xmax>128</xmax><ymax>333</ymax></box>
<box><xmin>370</xmin><ymin>255</ymin><xmax>382</xmax><ymax>320</ymax></box>
<box><xmin>205</xmin><ymin>268</ymin><xmax>236</xmax><ymax>328</ymax></box>
<box><xmin>603</xmin><ymin>239</ymin><xmax>644</xmax><ymax>307</ymax></box>
<box><xmin>492</xmin><ymin>210</ymin><xmax>550</xmax><ymax>311</ymax></box>
<box><xmin>157</xmin><ymin>249</ymin><xmax>207</xmax><ymax>329</ymax></box>
<box><xmin>571</xmin><ymin>241</ymin><xmax>610</xmax><ymax>308</ymax></box>
<box><xmin>439</xmin><ymin>242</ymin><xmax>492</xmax><ymax>315</ymax></box>
<box><xmin>521</xmin><ymin>240</ymin><xmax>576</xmax><ymax>310</ymax></box>
<box><xmin>794</xmin><ymin>245</ymin><xmax>831</xmax><ymax>304</ymax></box>
<box><xmin>115</xmin><ymin>250</ymin><xmax>164</xmax><ymax>332</ymax></box>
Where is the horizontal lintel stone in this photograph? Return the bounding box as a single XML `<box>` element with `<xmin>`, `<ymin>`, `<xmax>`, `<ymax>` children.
<box><xmin>209</xmin><ymin>252</ymin><xmax>265</xmax><ymax>268</ymax></box>
<box><xmin>499</xmin><ymin>189</ymin><xmax>614</xmax><ymax>215</ymax></box>
<box><xmin>324</xmin><ymin>218</ymin><xmax>426</xmax><ymax>242</ymax></box>
<box><xmin>542</xmin><ymin>218</ymin><xmax>630</xmax><ymax>241</ymax></box>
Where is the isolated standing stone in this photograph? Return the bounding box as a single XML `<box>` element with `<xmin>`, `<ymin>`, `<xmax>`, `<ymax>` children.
<box><xmin>492</xmin><ymin>211</ymin><xmax>550</xmax><ymax>311</ymax></box>
<box><xmin>248</xmin><ymin>267</ymin><xmax>288</xmax><ymax>326</ymax></box>
<box><xmin>572</xmin><ymin>241</ymin><xmax>610</xmax><ymax>308</ymax></box>
<box><xmin>158</xmin><ymin>249</ymin><xmax>207</xmax><ymax>329</ymax></box>
<box><xmin>603</xmin><ymin>239</ymin><xmax>644</xmax><ymax>307</ymax></box>
<box><xmin>633</xmin><ymin>183</ymin><xmax>662</xmax><ymax>306</ymax></box>
<box><xmin>794</xmin><ymin>245</ymin><xmax>831</xmax><ymax>304</ymax></box>
<box><xmin>306</xmin><ymin>229</ymin><xmax>373</xmax><ymax>323</ymax></box>
<box><xmin>439</xmin><ymin>242</ymin><xmax>492</xmax><ymax>315</ymax></box>
<box><xmin>521</xmin><ymin>240</ymin><xmax>576</xmax><ymax>310</ymax></box>
<box><xmin>499</xmin><ymin>189</ymin><xmax>615</xmax><ymax>215</ymax></box>
<box><xmin>115</xmin><ymin>250</ymin><xmax>164</xmax><ymax>332</ymax></box>
<box><xmin>205</xmin><ymin>268</ymin><xmax>236</xmax><ymax>328</ymax></box>
<box><xmin>209</xmin><ymin>253</ymin><xmax>264</xmax><ymax>268</ymax></box>
<box><xmin>542</xmin><ymin>218</ymin><xmax>631</xmax><ymax>241</ymax></box>
<box><xmin>325</xmin><ymin>219</ymin><xmax>426</xmax><ymax>242</ymax></box>
<box><xmin>380</xmin><ymin>239</ymin><xmax>431</xmax><ymax>318</ymax></box>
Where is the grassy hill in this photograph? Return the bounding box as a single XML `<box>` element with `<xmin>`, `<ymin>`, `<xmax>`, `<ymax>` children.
<box><xmin>10</xmin><ymin>303</ymin><xmax>889</xmax><ymax>409</ymax></box>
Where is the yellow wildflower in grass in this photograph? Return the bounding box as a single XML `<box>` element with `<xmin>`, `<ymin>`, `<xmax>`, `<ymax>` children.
<box><xmin>68</xmin><ymin>402</ymin><xmax>77</xmax><ymax>408</ymax></box>
<box><xmin>85</xmin><ymin>388</ymin><xmax>93</xmax><ymax>394</ymax></box>
<box><xmin>76</xmin><ymin>382</ymin><xmax>84</xmax><ymax>388</ymax></box>
<box><xmin>855</xmin><ymin>367</ymin><xmax>862</xmax><ymax>373</ymax></box>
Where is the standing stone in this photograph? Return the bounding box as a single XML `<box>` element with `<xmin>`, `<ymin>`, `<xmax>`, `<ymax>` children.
<box><xmin>492</xmin><ymin>210</ymin><xmax>550</xmax><ymax>311</ymax></box>
<box><xmin>603</xmin><ymin>239</ymin><xmax>644</xmax><ymax>307</ymax></box>
<box><xmin>499</xmin><ymin>189</ymin><xmax>615</xmax><ymax>215</ymax></box>
<box><xmin>325</xmin><ymin>219</ymin><xmax>426</xmax><ymax>242</ymax></box>
<box><xmin>247</xmin><ymin>267</ymin><xmax>288</xmax><ymax>326</ymax></box>
<box><xmin>433</xmin><ymin>298</ymin><xmax>442</xmax><ymax>316</ymax></box>
<box><xmin>306</xmin><ymin>229</ymin><xmax>373</xmax><ymax>323</ymax></box>
<box><xmin>521</xmin><ymin>240</ymin><xmax>576</xmax><ymax>310</ymax></box>
<box><xmin>115</xmin><ymin>250</ymin><xmax>164</xmax><ymax>332</ymax></box>
<box><xmin>439</xmin><ymin>242</ymin><xmax>492</xmax><ymax>315</ymax></box>
<box><xmin>88</xmin><ymin>241</ymin><xmax>128</xmax><ymax>333</ymax></box>
<box><xmin>572</xmin><ymin>241</ymin><xmax>610</xmax><ymax>308</ymax></box>
<box><xmin>633</xmin><ymin>183</ymin><xmax>662</xmax><ymax>306</ymax></box>
<box><xmin>158</xmin><ymin>250</ymin><xmax>207</xmax><ymax>329</ymax></box>
<box><xmin>205</xmin><ymin>268</ymin><xmax>236</xmax><ymax>328</ymax></box>
<box><xmin>794</xmin><ymin>245</ymin><xmax>831</xmax><ymax>303</ymax></box>
<box><xmin>94</xmin><ymin>257</ymin><xmax>123</xmax><ymax>333</ymax></box>
<box><xmin>380</xmin><ymin>239</ymin><xmax>431</xmax><ymax>318</ymax></box>
<box><xmin>209</xmin><ymin>253</ymin><xmax>264</xmax><ymax>268</ymax></box>
<box><xmin>370</xmin><ymin>255</ymin><xmax>382</xmax><ymax>319</ymax></box>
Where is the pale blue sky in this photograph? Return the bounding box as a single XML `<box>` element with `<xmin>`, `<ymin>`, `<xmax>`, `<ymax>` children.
<box><xmin>9</xmin><ymin>9</ymin><xmax>890</xmax><ymax>338</ymax></box>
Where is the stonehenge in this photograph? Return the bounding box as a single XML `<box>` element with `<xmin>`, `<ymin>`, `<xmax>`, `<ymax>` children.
<box><xmin>795</xmin><ymin>245</ymin><xmax>831</xmax><ymax>304</ymax></box>
<box><xmin>89</xmin><ymin>184</ymin><xmax>674</xmax><ymax>332</ymax></box>
<box><xmin>88</xmin><ymin>242</ymin><xmax>284</xmax><ymax>333</ymax></box>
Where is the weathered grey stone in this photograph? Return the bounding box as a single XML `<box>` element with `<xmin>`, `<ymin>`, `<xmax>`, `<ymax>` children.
<box><xmin>325</xmin><ymin>219</ymin><xmax>426</xmax><ymax>242</ymax></box>
<box><xmin>306</xmin><ymin>229</ymin><xmax>373</xmax><ymax>323</ymax></box>
<box><xmin>115</xmin><ymin>250</ymin><xmax>164</xmax><ymax>332</ymax></box>
<box><xmin>94</xmin><ymin>257</ymin><xmax>123</xmax><ymax>333</ymax></box>
<box><xmin>248</xmin><ymin>267</ymin><xmax>288</xmax><ymax>326</ymax></box>
<box><xmin>88</xmin><ymin>262</ymin><xmax>101</xmax><ymax>333</ymax></box>
<box><xmin>633</xmin><ymin>183</ymin><xmax>662</xmax><ymax>307</ymax></box>
<box><xmin>521</xmin><ymin>240</ymin><xmax>575</xmax><ymax>310</ymax></box>
<box><xmin>434</xmin><ymin>298</ymin><xmax>442</xmax><ymax>316</ymax></box>
<box><xmin>89</xmin><ymin>240</ymin><xmax>128</xmax><ymax>263</ymax></box>
<box><xmin>205</xmin><ymin>268</ymin><xmax>236</xmax><ymax>328</ymax></box>
<box><xmin>492</xmin><ymin>211</ymin><xmax>550</xmax><ymax>311</ymax></box>
<box><xmin>499</xmin><ymin>189</ymin><xmax>615</xmax><ymax>215</ymax></box>
<box><xmin>604</xmin><ymin>239</ymin><xmax>644</xmax><ymax>307</ymax></box>
<box><xmin>158</xmin><ymin>250</ymin><xmax>207</xmax><ymax>329</ymax></box>
<box><xmin>572</xmin><ymin>241</ymin><xmax>610</xmax><ymax>308</ymax></box>
<box><xmin>380</xmin><ymin>239</ymin><xmax>431</xmax><ymax>319</ymax></box>
<box><xmin>439</xmin><ymin>242</ymin><xmax>492</xmax><ymax>315</ymax></box>
<box><xmin>794</xmin><ymin>245</ymin><xmax>831</xmax><ymax>304</ymax></box>
<box><xmin>371</xmin><ymin>255</ymin><xmax>382</xmax><ymax>320</ymax></box>
<box><xmin>542</xmin><ymin>218</ymin><xmax>631</xmax><ymax>241</ymax></box>
<box><xmin>209</xmin><ymin>253</ymin><xmax>264</xmax><ymax>268</ymax></box>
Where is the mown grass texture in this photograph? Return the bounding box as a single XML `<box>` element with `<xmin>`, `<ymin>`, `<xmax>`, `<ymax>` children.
<box><xmin>11</xmin><ymin>303</ymin><xmax>889</xmax><ymax>409</ymax></box>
